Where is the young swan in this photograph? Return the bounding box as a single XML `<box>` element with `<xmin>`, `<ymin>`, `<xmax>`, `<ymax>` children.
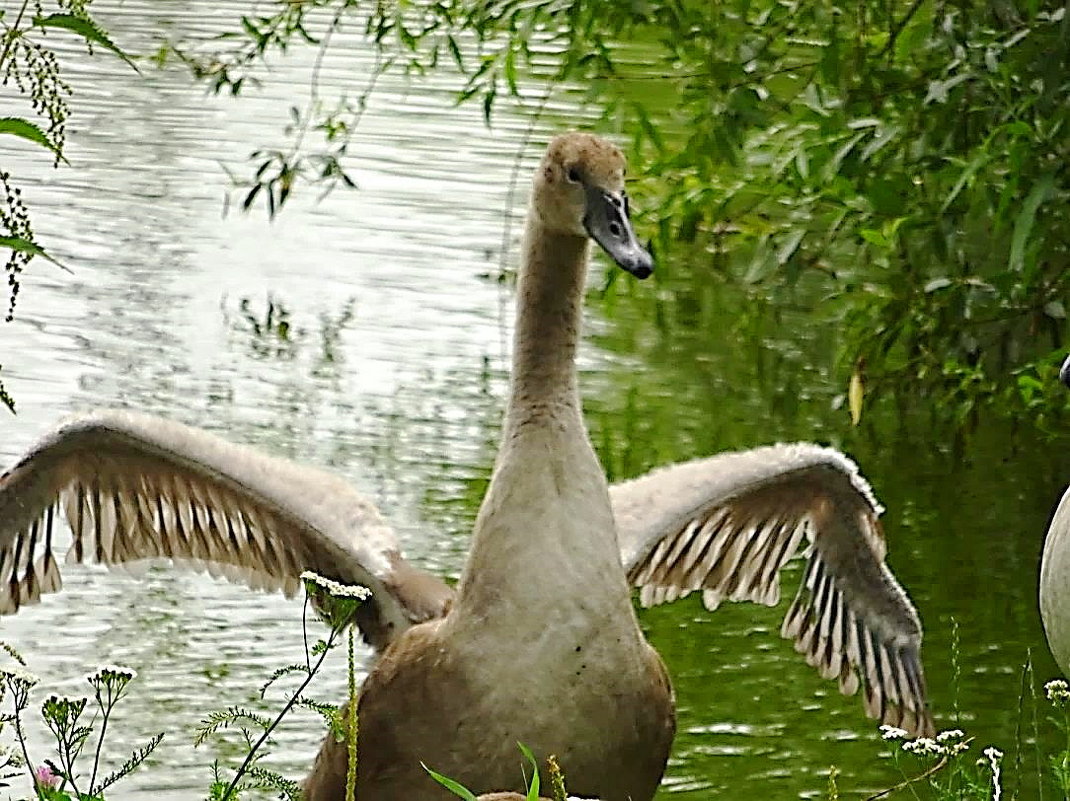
<box><xmin>303</xmin><ymin>133</ymin><xmax>671</xmax><ymax>800</ymax></box>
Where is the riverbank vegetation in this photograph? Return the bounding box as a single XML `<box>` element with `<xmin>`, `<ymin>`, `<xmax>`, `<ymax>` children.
<box><xmin>159</xmin><ymin>0</ymin><xmax>1070</xmax><ymax>432</ymax></box>
<box><xmin>6</xmin><ymin>609</ymin><xmax>1070</xmax><ymax>800</ymax></box>
<box><xmin>5</xmin><ymin>1</ymin><xmax>1069</xmax><ymax>429</ymax></box>
<box><xmin>0</xmin><ymin>0</ymin><xmax>136</xmax><ymax>411</ymax></box>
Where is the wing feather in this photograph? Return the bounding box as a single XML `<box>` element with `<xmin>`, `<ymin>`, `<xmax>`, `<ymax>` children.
<box><xmin>613</xmin><ymin>442</ymin><xmax>933</xmax><ymax>737</ymax></box>
<box><xmin>0</xmin><ymin>410</ymin><xmax>453</xmax><ymax>650</ymax></box>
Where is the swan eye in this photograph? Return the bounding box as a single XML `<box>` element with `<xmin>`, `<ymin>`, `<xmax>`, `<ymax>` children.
<box><xmin>566</xmin><ymin>167</ymin><xmax>581</xmax><ymax>183</ymax></box>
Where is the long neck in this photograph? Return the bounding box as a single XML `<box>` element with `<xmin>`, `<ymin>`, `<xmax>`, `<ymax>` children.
<box><xmin>504</xmin><ymin>215</ymin><xmax>589</xmax><ymax>436</ymax></box>
<box><xmin>449</xmin><ymin>211</ymin><xmax>636</xmax><ymax>632</ymax></box>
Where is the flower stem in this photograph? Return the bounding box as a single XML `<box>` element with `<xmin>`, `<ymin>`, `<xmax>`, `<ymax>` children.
<box><xmin>89</xmin><ymin>687</ymin><xmax>114</xmax><ymax>793</ymax></box>
<box><xmin>11</xmin><ymin>694</ymin><xmax>38</xmax><ymax>796</ymax></box>
<box><xmin>345</xmin><ymin>626</ymin><xmax>357</xmax><ymax>801</ymax></box>
<box><xmin>220</xmin><ymin>627</ymin><xmax>340</xmax><ymax>801</ymax></box>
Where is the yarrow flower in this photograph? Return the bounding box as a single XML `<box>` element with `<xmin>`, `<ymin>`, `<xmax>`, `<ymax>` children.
<box><xmin>86</xmin><ymin>664</ymin><xmax>137</xmax><ymax>684</ymax></box>
<box><xmin>936</xmin><ymin>728</ymin><xmax>965</xmax><ymax>742</ymax></box>
<box><xmin>0</xmin><ymin>665</ymin><xmax>39</xmax><ymax>688</ymax></box>
<box><xmin>300</xmin><ymin>571</ymin><xmax>372</xmax><ymax>601</ymax></box>
<box><xmin>984</xmin><ymin>746</ymin><xmax>1003</xmax><ymax>801</ymax></box>
<box><xmin>902</xmin><ymin>737</ymin><xmax>944</xmax><ymax>755</ymax></box>
<box><xmin>1047</xmin><ymin>679</ymin><xmax>1070</xmax><ymax>703</ymax></box>
<box><xmin>880</xmin><ymin>725</ymin><xmax>908</xmax><ymax>740</ymax></box>
<box><xmin>900</xmin><ymin>728</ymin><xmax>971</xmax><ymax>758</ymax></box>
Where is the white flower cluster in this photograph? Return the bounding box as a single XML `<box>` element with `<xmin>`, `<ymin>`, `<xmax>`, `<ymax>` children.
<box><xmin>901</xmin><ymin>728</ymin><xmax>969</xmax><ymax>757</ymax></box>
<box><xmin>880</xmin><ymin>725</ymin><xmax>909</xmax><ymax>740</ymax></box>
<box><xmin>1046</xmin><ymin>679</ymin><xmax>1070</xmax><ymax>703</ymax></box>
<box><xmin>300</xmin><ymin>571</ymin><xmax>372</xmax><ymax>601</ymax></box>
<box><xmin>0</xmin><ymin>665</ymin><xmax>39</xmax><ymax>688</ymax></box>
<box><xmin>902</xmin><ymin>737</ymin><xmax>943</xmax><ymax>755</ymax></box>
<box><xmin>936</xmin><ymin>728</ymin><xmax>965</xmax><ymax>742</ymax></box>
<box><xmin>984</xmin><ymin>746</ymin><xmax>1003</xmax><ymax>801</ymax></box>
<box><xmin>86</xmin><ymin>664</ymin><xmax>137</xmax><ymax>684</ymax></box>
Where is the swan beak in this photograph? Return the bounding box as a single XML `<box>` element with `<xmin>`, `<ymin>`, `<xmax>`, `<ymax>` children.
<box><xmin>1060</xmin><ymin>354</ymin><xmax>1070</xmax><ymax>388</ymax></box>
<box><xmin>583</xmin><ymin>186</ymin><xmax>654</xmax><ymax>279</ymax></box>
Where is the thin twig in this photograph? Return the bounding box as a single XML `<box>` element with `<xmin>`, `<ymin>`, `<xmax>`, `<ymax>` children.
<box><xmin>864</xmin><ymin>743</ymin><xmax>972</xmax><ymax>800</ymax></box>
<box><xmin>287</xmin><ymin>6</ymin><xmax>345</xmax><ymax>163</ymax></box>
<box><xmin>879</xmin><ymin>0</ymin><xmax>927</xmax><ymax>59</ymax></box>
<box><xmin>0</xmin><ymin>0</ymin><xmax>30</xmax><ymax>73</ymax></box>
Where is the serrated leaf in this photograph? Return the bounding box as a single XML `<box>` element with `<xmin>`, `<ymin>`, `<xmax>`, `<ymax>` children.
<box><xmin>32</xmin><ymin>14</ymin><xmax>139</xmax><ymax>72</ymax></box>
<box><xmin>0</xmin><ymin>118</ymin><xmax>66</xmax><ymax>161</ymax></box>
<box><xmin>0</xmin><ymin>236</ymin><xmax>71</xmax><ymax>272</ymax></box>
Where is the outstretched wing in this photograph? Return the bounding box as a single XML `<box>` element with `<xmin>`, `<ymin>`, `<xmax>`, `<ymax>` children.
<box><xmin>612</xmin><ymin>443</ymin><xmax>932</xmax><ymax>737</ymax></box>
<box><xmin>0</xmin><ymin>410</ymin><xmax>452</xmax><ymax>650</ymax></box>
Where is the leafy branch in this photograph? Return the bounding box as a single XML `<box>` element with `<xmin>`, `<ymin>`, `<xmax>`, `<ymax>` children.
<box><xmin>0</xmin><ymin>0</ymin><xmax>137</xmax><ymax>412</ymax></box>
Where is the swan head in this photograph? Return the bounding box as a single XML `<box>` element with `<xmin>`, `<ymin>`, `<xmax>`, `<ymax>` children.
<box><xmin>533</xmin><ymin>132</ymin><xmax>654</xmax><ymax>279</ymax></box>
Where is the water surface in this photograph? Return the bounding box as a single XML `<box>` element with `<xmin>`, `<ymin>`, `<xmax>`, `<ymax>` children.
<box><xmin>1</xmin><ymin>3</ymin><xmax>1068</xmax><ymax>799</ymax></box>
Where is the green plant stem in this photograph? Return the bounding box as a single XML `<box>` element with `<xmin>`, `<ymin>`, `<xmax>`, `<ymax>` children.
<box><xmin>345</xmin><ymin>625</ymin><xmax>357</xmax><ymax>801</ymax></box>
<box><xmin>0</xmin><ymin>0</ymin><xmax>30</xmax><ymax>71</ymax></box>
<box><xmin>58</xmin><ymin>726</ymin><xmax>83</xmax><ymax>800</ymax></box>
<box><xmin>221</xmin><ymin>625</ymin><xmax>341</xmax><ymax>801</ymax></box>
<box><xmin>89</xmin><ymin>690</ymin><xmax>114</xmax><ymax>793</ymax></box>
<box><xmin>302</xmin><ymin>597</ymin><xmax>312</xmax><ymax>673</ymax></box>
<box><xmin>11</xmin><ymin>698</ymin><xmax>38</xmax><ymax>796</ymax></box>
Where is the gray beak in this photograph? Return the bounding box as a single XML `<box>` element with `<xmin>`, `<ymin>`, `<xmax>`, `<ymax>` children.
<box><xmin>583</xmin><ymin>185</ymin><xmax>653</xmax><ymax>279</ymax></box>
<box><xmin>1060</xmin><ymin>355</ymin><xmax>1070</xmax><ymax>389</ymax></box>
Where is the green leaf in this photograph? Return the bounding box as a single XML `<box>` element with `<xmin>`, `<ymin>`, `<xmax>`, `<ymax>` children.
<box><xmin>518</xmin><ymin>742</ymin><xmax>540</xmax><ymax>800</ymax></box>
<box><xmin>1008</xmin><ymin>172</ymin><xmax>1054</xmax><ymax>273</ymax></box>
<box><xmin>940</xmin><ymin>151</ymin><xmax>989</xmax><ymax>213</ymax></box>
<box><xmin>32</xmin><ymin>14</ymin><xmax>139</xmax><ymax>72</ymax></box>
<box><xmin>0</xmin><ymin>235</ymin><xmax>71</xmax><ymax>272</ymax></box>
<box><xmin>0</xmin><ymin>117</ymin><xmax>66</xmax><ymax>161</ymax></box>
<box><xmin>776</xmin><ymin>229</ymin><xmax>804</xmax><ymax>266</ymax></box>
<box><xmin>859</xmin><ymin>229</ymin><xmax>889</xmax><ymax>248</ymax></box>
<box><xmin>421</xmin><ymin>764</ymin><xmax>478</xmax><ymax>801</ymax></box>
<box><xmin>924</xmin><ymin>277</ymin><xmax>953</xmax><ymax>293</ymax></box>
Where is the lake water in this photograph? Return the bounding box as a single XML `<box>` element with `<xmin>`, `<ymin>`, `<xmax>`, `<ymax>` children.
<box><xmin>2</xmin><ymin>2</ymin><xmax>1069</xmax><ymax>799</ymax></box>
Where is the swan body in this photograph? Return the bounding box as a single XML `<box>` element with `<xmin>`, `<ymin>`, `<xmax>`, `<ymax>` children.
<box><xmin>0</xmin><ymin>133</ymin><xmax>931</xmax><ymax>799</ymax></box>
<box><xmin>1041</xmin><ymin>355</ymin><xmax>1070</xmax><ymax>674</ymax></box>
